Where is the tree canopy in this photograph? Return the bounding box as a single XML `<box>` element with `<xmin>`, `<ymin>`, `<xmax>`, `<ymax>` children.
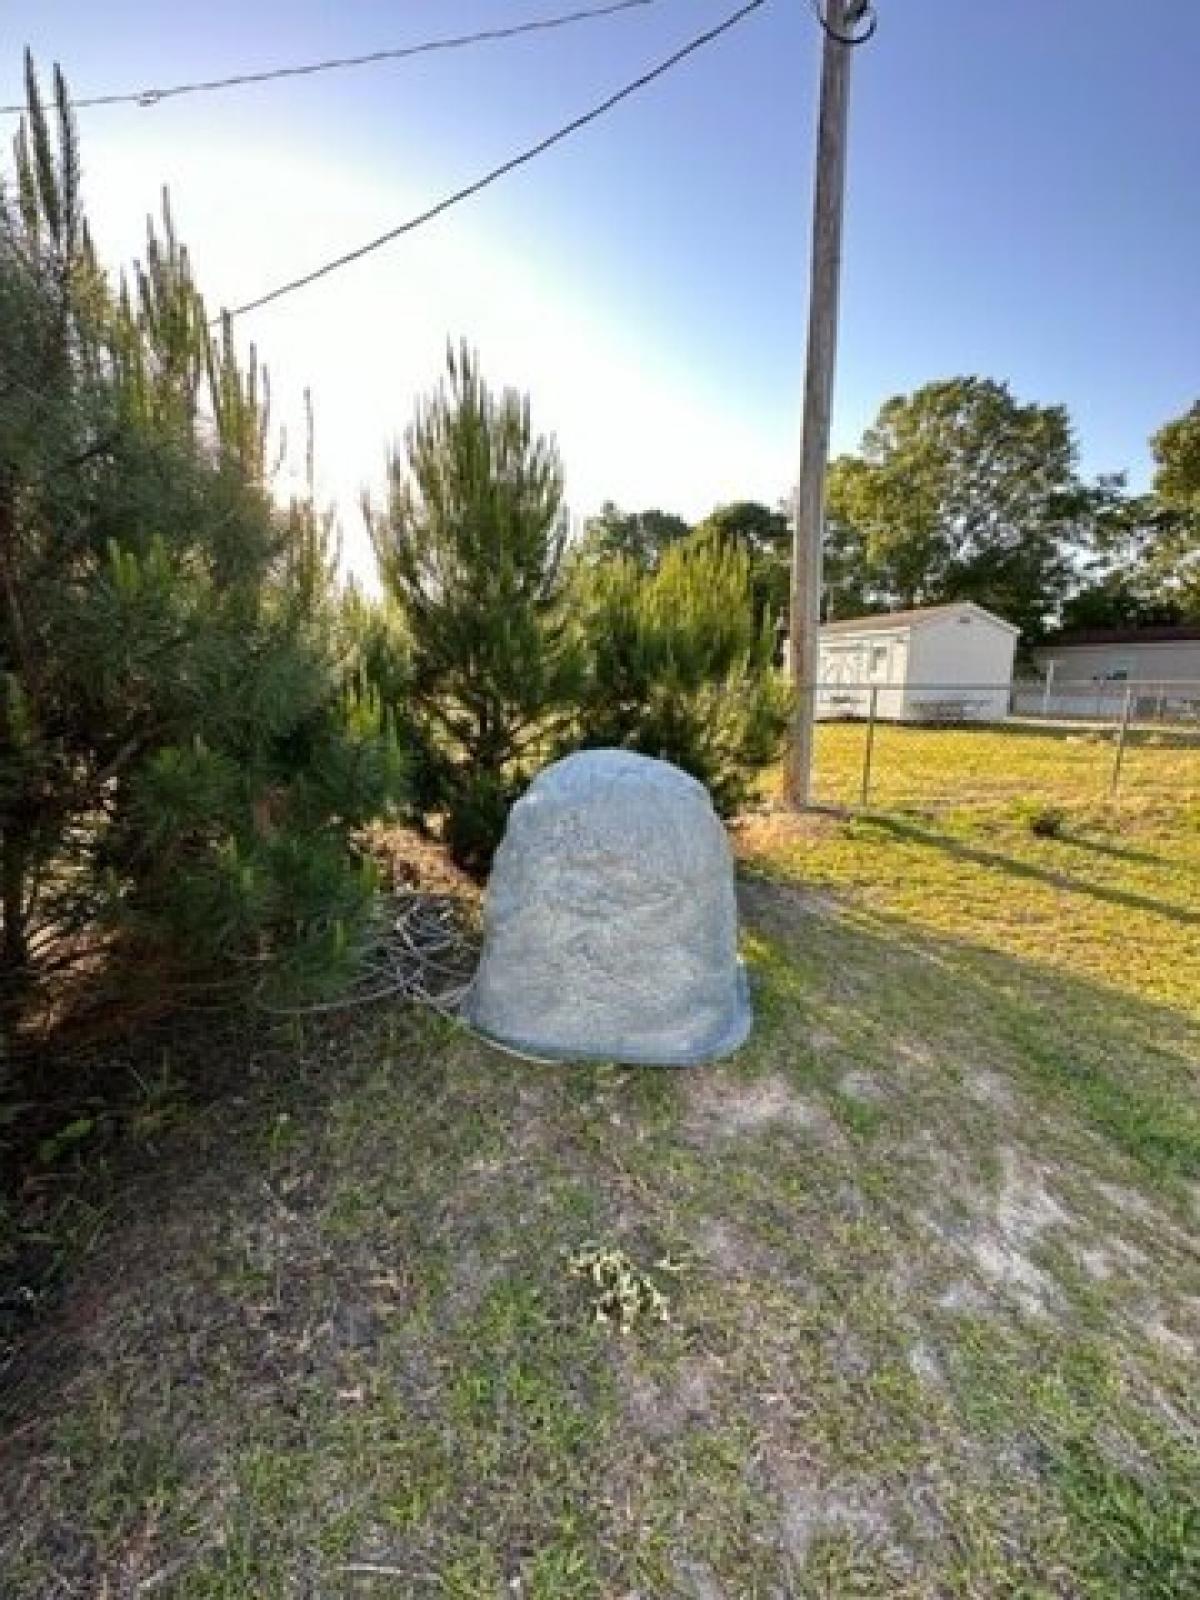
<box><xmin>824</xmin><ymin>377</ymin><xmax>1102</xmax><ymax>638</ymax></box>
<box><xmin>575</xmin><ymin>385</ymin><xmax>1200</xmax><ymax>646</ymax></box>
<box><xmin>1053</xmin><ymin>405</ymin><xmax>1200</xmax><ymax>629</ymax></box>
<box><xmin>576</xmin><ymin>502</ymin><xmax>690</xmax><ymax>568</ymax></box>
<box><xmin>1153</xmin><ymin>402</ymin><xmax>1200</xmax><ymax>515</ymax></box>
<box><xmin>693</xmin><ymin>501</ymin><xmax>791</xmax><ymax>631</ymax></box>
<box><xmin>694</xmin><ymin>500</ymin><xmax>789</xmax><ymax>556</ymax></box>
<box><xmin>1147</xmin><ymin>402</ymin><xmax>1200</xmax><ymax>615</ymax></box>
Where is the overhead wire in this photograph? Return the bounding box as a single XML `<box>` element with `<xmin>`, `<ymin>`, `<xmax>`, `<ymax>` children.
<box><xmin>216</xmin><ymin>0</ymin><xmax>769</xmax><ymax>322</ymax></box>
<box><xmin>0</xmin><ymin>0</ymin><xmax>664</xmax><ymax>116</ymax></box>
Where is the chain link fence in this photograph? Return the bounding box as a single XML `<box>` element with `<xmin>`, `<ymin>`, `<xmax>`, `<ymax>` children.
<box><xmin>804</xmin><ymin>680</ymin><xmax>1200</xmax><ymax>815</ymax></box>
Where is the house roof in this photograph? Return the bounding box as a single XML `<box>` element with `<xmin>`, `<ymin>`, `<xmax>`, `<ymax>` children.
<box><xmin>1037</xmin><ymin>625</ymin><xmax>1200</xmax><ymax>649</ymax></box>
<box><xmin>821</xmin><ymin>601</ymin><xmax>1019</xmax><ymax>637</ymax></box>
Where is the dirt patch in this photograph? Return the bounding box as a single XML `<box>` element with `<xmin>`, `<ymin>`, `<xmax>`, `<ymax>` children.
<box><xmin>1091</xmin><ymin>1179</ymin><xmax>1197</xmax><ymax>1255</ymax></box>
<box><xmin>1079</xmin><ymin>1246</ymin><xmax>1115</xmax><ymax>1280</ymax></box>
<box><xmin>965</xmin><ymin>1068</ymin><xmax>1018</xmax><ymax>1115</ymax></box>
<box><xmin>908</xmin><ymin>1341</ymin><xmax>943</xmax><ymax>1384</ymax></box>
<box><xmin>1141</xmin><ymin>1311</ymin><xmax>1197</xmax><ymax>1360</ymax></box>
<box><xmin>937</xmin><ymin>1281</ymin><xmax>990</xmax><ymax>1314</ymax></box>
<box><xmin>672</xmin><ymin>1560</ymin><xmax>727</xmax><ymax>1599</ymax></box>
<box><xmin>685</xmin><ymin>1072</ymin><xmax>841</xmax><ymax>1146</ymax></box>
<box><xmin>732</xmin><ymin>808</ymin><xmax>848</xmax><ymax>857</ymax></box>
<box><xmin>971</xmin><ymin>1155</ymin><xmax>1070</xmax><ymax>1315</ymax></box>
<box><xmin>993</xmin><ymin>1152</ymin><xmax>1070</xmax><ymax>1235</ymax></box>
<box><xmin>439</xmin><ymin>1244</ymin><xmax>509</xmax><ymax>1321</ymax></box>
<box><xmin>921</xmin><ymin>1149</ymin><xmax>1073</xmax><ymax>1318</ymax></box>
<box><xmin>691</xmin><ymin>1216</ymin><xmax>787</xmax><ymax>1284</ymax></box>
<box><xmin>772</xmin><ymin>1463</ymin><xmax>898</xmax><ymax>1570</ymax></box>
<box><xmin>838</xmin><ymin>1068</ymin><xmax>887</xmax><ymax>1104</ymax></box>
<box><xmin>620</xmin><ymin>1356</ymin><xmax>721</xmax><ymax>1441</ymax></box>
<box><xmin>1093</xmin><ymin>1179</ymin><xmax>1158</xmax><ymax>1220</ymax></box>
<box><xmin>894</xmin><ymin>1038</ymin><xmax>938</xmax><ymax>1070</ymax></box>
<box><xmin>970</xmin><ymin>1237</ymin><xmax>1055</xmax><ymax>1313</ymax></box>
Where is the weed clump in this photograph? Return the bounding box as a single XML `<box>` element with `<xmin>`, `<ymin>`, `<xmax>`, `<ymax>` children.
<box><xmin>568</xmin><ymin>1243</ymin><xmax>670</xmax><ymax>1333</ymax></box>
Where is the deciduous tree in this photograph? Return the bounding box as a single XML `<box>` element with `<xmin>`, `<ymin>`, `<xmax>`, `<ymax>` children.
<box><xmin>576</xmin><ymin>502</ymin><xmax>689</xmax><ymax>569</ymax></box>
<box><xmin>825</xmin><ymin>377</ymin><xmax>1098</xmax><ymax>637</ymax></box>
<box><xmin>1148</xmin><ymin>402</ymin><xmax>1200</xmax><ymax>614</ymax></box>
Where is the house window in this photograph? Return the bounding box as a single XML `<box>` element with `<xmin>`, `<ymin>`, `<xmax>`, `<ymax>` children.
<box><xmin>870</xmin><ymin>644</ymin><xmax>889</xmax><ymax>678</ymax></box>
<box><xmin>821</xmin><ymin>644</ymin><xmax>857</xmax><ymax>684</ymax></box>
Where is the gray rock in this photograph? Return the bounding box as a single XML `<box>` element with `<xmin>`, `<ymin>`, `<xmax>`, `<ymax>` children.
<box><xmin>462</xmin><ymin>750</ymin><xmax>751</xmax><ymax>1065</ymax></box>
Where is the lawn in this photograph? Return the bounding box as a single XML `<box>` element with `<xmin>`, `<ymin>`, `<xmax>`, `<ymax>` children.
<box><xmin>2</xmin><ymin>726</ymin><xmax>1199</xmax><ymax>1597</ymax></box>
<box><xmin>808</xmin><ymin>715</ymin><xmax>1200</xmax><ymax>815</ymax></box>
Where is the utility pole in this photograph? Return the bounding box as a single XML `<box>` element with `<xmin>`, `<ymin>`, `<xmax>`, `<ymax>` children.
<box><xmin>785</xmin><ymin>0</ymin><xmax>869</xmax><ymax>806</ymax></box>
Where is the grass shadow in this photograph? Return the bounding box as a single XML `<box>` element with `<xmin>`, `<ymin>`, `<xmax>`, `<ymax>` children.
<box><xmin>1056</xmin><ymin>832</ymin><xmax>1175</xmax><ymax>868</ymax></box>
<box><xmin>858</xmin><ymin>813</ymin><xmax>1200</xmax><ymax>929</ymax></box>
<box><xmin>741</xmin><ymin>871</ymin><xmax>1200</xmax><ymax>1185</ymax></box>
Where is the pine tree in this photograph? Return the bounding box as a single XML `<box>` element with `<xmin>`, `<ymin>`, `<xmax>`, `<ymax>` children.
<box><xmin>1</xmin><ymin>60</ymin><xmax>403</xmax><ymax>1038</ymax></box>
<box><xmin>367</xmin><ymin>343</ymin><xmax>582</xmax><ymax>873</ymax></box>
<box><xmin>573</xmin><ymin>529</ymin><xmax>790</xmax><ymax>814</ymax></box>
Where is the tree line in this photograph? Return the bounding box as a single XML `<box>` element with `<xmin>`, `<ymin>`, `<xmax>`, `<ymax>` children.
<box><xmin>586</xmin><ymin>381</ymin><xmax>1200</xmax><ymax>648</ymax></box>
<box><xmin>0</xmin><ymin>62</ymin><xmax>787</xmax><ymax>1048</ymax></box>
<box><xmin>4</xmin><ymin>56</ymin><xmax>1197</xmax><ymax>1051</ymax></box>
<box><xmin>824</xmin><ymin>378</ymin><xmax>1199</xmax><ymax>641</ymax></box>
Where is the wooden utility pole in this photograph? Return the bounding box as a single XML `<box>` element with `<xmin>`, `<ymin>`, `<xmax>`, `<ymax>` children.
<box><xmin>785</xmin><ymin>0</ymin><xmax>860</xmax><ymax>806</ymax></box>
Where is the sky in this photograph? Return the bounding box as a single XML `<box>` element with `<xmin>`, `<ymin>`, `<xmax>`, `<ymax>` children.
<box><xmin>4</xmin><ymin>0</ymin><xmax>1199</xmax><ymax>582</ymax></box>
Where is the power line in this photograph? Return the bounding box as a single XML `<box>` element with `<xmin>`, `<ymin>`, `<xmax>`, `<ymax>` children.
<box><xmin>0</xmin><ymin>0</ymin><xmax>662</xmax><ymax>116</ymax></box>
<box><xmin>216</xmin><ymin>0</ymin><xmax>768</xmax><ymax>324</ymax></box>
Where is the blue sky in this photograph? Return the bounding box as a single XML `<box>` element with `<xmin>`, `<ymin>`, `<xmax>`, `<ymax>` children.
<box><xmin>4</xmin><ymin>1</ymin><xmax>1198</xmax><ymax>574</ymax></box>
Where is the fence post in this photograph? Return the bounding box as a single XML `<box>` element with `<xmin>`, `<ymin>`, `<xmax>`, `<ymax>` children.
<box><xmin>1110</xmin><ymin>685</ymin><xmax>1133</xmax><ymax>799</ymax></box>
<box><xmin>860</xmin><ymin>684</ymin><xmax>878</xmax><ymax>808</ymax></box>
<box><xmin>1042</xmin><ymin>659</ymin><xmax>1055</xmax><ymax>717</ymax></box>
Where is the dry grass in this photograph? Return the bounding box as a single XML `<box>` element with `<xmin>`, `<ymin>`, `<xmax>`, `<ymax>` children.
<box><xmin>2</xmin><ymin>727</ymin><xmax>1199</xmax><ymax>1597</ymax></box>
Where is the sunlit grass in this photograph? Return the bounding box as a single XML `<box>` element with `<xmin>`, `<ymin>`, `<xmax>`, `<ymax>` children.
<box><xmin>803</xmin><ymin>716</ymin><xmax>1200</xmax><ymax>814</ymax></box>
<box><xmin>750</xmin><ymin>722</ymin><xmax>1200</xmax><ymax>1017</ymax></box>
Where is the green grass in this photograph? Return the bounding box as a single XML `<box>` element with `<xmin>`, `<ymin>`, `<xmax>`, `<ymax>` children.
<box><xmin>1052</xmin><ymin>1434</ymin><xmax>1200</xmax><ymax>1600</ymax></box>
<box><xmin>3</xmin><ymin>724</ymin><xmax>1199</xmax><ymax>1596</ymax></box>
<box><xmin>809</xmin><ymin>715</ymin><xmax>1200</xmax><ymax>815</ymax></box>
<box><xmin>758</xmin><ymin>720</ymin><xmax>1200</xmax><ymax>1020</ymax></box>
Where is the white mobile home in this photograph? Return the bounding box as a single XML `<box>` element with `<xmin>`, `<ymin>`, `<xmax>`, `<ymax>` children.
<box><xmin>816</xmin><ymin>602</ymin><xmax>1019</xmax><ymax>722</ymax></box>
<box><xmin>1023</xmin><ymin>626</ymin><xmax>1200</xmax><ymax>719</ymax></box>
